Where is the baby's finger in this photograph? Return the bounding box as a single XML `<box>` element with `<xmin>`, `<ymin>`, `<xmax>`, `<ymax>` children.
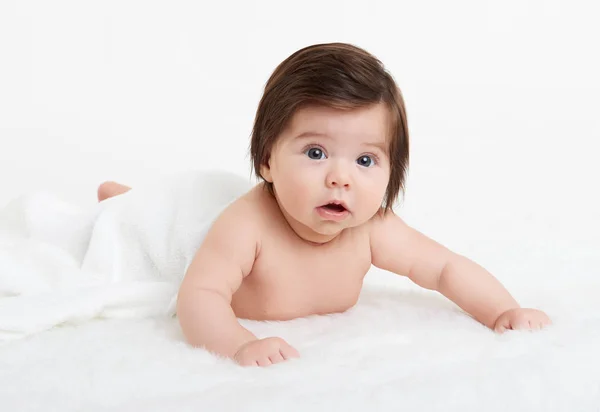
<box><xmin>256</xmin><ymin>357</ymin><xmax>272</xmax><ymax>367</ymax></box>
<box><xmin>237</xmin><ymin>358</ymin><xmax>256</xmax><ymax>367</ymax></box>
<box><xmin>539</xmin><ymin>316</ymin><xmax>552</xmax><ymax>329</ymax></box>
<box><xmin>512</xmin><ymin>317</ymin><xmax>530</xmax><ymax>330</ymax></box>
<box><xmin>280</xmin><ymin>345</ymin><xmax>300</xmax><ymax>360</ymax></box>
<box><xmin>268</xmin><ymin>351</ymin><xmax>285</xmax><ymax>364</ymax></box>
<box><xmin>494</xmin><ymin>317</ymin><xmax>510</xmax><ymax>333</ymax></box>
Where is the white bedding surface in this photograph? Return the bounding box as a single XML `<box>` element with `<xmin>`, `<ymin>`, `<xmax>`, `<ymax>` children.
<box><xmin>2</xmin><ymin>268</ymin><xmax>599</xmax><ymax>412</ymax></box>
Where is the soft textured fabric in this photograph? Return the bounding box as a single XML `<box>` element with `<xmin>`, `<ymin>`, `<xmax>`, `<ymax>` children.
<box><xmin>0</xmin><ymin>270</ymin><xmax>598</xmax><ymax>411</ymax></box>
<box><xmin>0</xmin><ymin>170</ymin><xmax>251</xmax><ymax>340</ymax></box>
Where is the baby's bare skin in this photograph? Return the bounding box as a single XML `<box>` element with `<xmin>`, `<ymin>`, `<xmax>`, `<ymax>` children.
<box><xmin>230</xmin><ymin>185</ymin><xmax>370</xmax><ymax>321</ymax></box>
<box><xmin>175</xmin><ymin>182</ymin><xmax>377</xmax><ymax>366</ymax></box>
<box><xmin>100</xmin><ymin>103</ymin><xmax>552</xmax><ymax>368</ymax></box>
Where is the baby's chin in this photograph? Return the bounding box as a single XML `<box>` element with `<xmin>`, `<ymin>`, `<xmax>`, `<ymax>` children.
<box><xmin>306</xmin><ymin>216</ymin><xmax>361</xmax><ymax>236</ymax></box>
<box><xmin>284</xmin><ymin>216</ymin><xmax>345</xmax><ymax>242</ymax></box>
<box><xmin>286</xmin><ymin>208</ymin><xmax>369</xmax><ymax>242</ymax></box>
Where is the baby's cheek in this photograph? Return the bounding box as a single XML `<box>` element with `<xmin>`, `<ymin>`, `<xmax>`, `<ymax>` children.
<box><xmin>290</xmin><ymin>168</ymin><xmax>318</xmax><ymax>191</ymax></box>
<box><xmin>365</xmin><ymin>176</ymin><xmax>388</xmax><ymax>203</ymax></box>
<box><xmin>283</xmin><ymin>173</ymin><xmax>315</xmax><ymax>209</ymax></box>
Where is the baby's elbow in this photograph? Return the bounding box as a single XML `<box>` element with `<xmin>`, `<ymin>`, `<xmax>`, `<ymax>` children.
<box><xmin>408</xmin><ymin>267</ymin><xmax>440</xmax><ymax>291</ymax></box>
<box><xmin>409</xmin><ymin>256</ymin><xmax>453</xmax><ymax>291</ymax></box>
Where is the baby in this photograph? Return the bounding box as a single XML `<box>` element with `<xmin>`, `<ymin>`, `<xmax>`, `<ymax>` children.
<box><xmin>98</xmin><ymin>42</ymin><xmax>552</xmax><ymax>367</ymax></box>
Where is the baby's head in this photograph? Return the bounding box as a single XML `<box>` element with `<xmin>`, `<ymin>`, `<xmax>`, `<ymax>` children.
<box><xmin>249</xmin><ymin>43</ymin><xmax>409</xmax><ymax>241</ymax></box>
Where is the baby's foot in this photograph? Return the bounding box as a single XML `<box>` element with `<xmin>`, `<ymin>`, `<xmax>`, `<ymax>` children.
<box><xmin>97</xmin><ymin>181</ymin><xmax>131</xmax><ymax>202</ymax></box>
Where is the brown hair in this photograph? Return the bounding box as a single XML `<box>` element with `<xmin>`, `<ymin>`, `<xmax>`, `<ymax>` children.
<box><xmin>249</xmin><ymin>42</ymin><xmax>409</xmax><ymax>210</ymax></box>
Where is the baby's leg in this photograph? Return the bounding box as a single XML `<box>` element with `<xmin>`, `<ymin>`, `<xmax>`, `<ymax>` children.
<box><xmin>97</xmin><ymin>181</ymin><xmax>132</xmax><ymax>202</ymax></box>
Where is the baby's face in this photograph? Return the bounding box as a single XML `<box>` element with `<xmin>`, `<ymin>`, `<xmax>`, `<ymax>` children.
<box><xmin>261</xmin><ymin>103</ymin><xmax>391</xmax><ymax>243</ymax></box>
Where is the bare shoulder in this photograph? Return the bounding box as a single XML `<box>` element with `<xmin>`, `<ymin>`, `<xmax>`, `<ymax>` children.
<box><xmin>208</xmin><ymin>186</ymin><xmax>264</xmax><ymax>248</ymax></box>
<box><xmin>367</xmin><ymin>207</ymin><xmax>453</xmax><ymax>288</ymax></box>
<box><xmin>367</xmin><ymin>208</ymin><xmax>409</xmax><ymax>260</ymax></box>
<box><xmin>367</xmin><ymin>207</ymin><xmax>422</xmax><ymax>272</ymax></box>
<box><xmin>367</xmin><ymin>207</ymin><xmax>406</xmax><ymax>235</ymax></box>
<box><xmin>205</xmin><ymin>184</ymin><xmax>276</xmax><ymax>251</ymax></box>
<box><xmin>223</xmin><ymin>183</ymin><xmax>280</xmax><ymax>236</ymax></box>
<box><xmin>212</xmin><ymin>187</ymin><xmax>262</xmax><ymax>232</ymax></box>
<box><xmin>181</xmin><ymin>186</ymin><xmax>264</xmax><ymax>284</ymax></box>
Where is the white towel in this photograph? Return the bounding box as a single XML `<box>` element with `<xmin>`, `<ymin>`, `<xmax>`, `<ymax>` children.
<box><xmin>0</xmin><ymin>170</ymin><xmax>252</xmax><ymax>341</ymax></box>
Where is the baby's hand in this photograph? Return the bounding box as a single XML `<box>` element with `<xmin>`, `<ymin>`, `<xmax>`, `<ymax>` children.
<box><xmin>233</xmin><ymin>337</ymin><xmax>300</xmax><ymax>367</ymax></box>
<box><xmin>493</xmin><ymin>308</ymin><xmax>552</xmax><ymax>333</ymax></box>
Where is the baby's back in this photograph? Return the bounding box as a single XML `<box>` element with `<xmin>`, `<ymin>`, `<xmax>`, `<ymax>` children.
<box><xmin>230</xmin><ymin>186</ymin><xmax>373</xmax><ymax>320</ymax></box>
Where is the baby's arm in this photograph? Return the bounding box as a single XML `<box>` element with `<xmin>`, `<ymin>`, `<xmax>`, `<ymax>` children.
<box><xmin>369</xmin><ymin>210</ymin><xmax>551</xmax><ymax>331</ymax></box>
<box><xmin>177</xmin><ymin>201</ymin><xmax>298</xmax><ymax>365</ymax></box>
<box><xmin>177</xmin><ymin>202</ymin><xmax>258</xmax><ymax>358</ymax></box>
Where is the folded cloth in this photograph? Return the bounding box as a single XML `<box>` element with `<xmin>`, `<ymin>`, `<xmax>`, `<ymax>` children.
<box><xmin>0</xmin><ymin>170</ymin><xmax>251</xmax><ymax>341</ymax></box>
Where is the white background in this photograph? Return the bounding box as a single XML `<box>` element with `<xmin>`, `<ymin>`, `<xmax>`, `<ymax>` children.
<box><xmin>1</xmin><ymin>0</ymin><xmax>598</xmax><ymax>292</ymax></box>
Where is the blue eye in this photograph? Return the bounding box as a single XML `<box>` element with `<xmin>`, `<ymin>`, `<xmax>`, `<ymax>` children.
<box><xmin>357</xmin><ymin>155</ymin><xmax>375</xmax><ymax>167</ymax></box>
<box><xmin>305</xmin><ymin>147</ymin><xmax>326</xmax><ymax>160</ymax></box>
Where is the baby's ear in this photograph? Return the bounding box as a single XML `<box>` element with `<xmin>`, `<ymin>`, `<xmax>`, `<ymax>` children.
<box><xmin>260</xmin><ymin>159</ymin><xmax>273</xmax><ymax>182</ymax></box>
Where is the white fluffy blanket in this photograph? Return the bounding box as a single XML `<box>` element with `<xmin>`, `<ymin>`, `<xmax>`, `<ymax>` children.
<box><xmin>0</xmin><ymin>170</ymin><xmax>251</xmax><ymax>340</ymax></box>
<box><xmin>1</xmin><ymin>172</ymin><xmax>599</xmax><ymax>411</ymax></box>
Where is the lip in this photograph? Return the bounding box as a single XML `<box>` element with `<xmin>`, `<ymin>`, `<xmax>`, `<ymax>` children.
<box><xmin>329</xmin><ymin>200</ymin><xmax>349</xmax><ymax>210</ymax></box>
<box><xmin>316</xmin><ymin>200</ymin><xmax>350</xmax><ymax>222</ymax></box>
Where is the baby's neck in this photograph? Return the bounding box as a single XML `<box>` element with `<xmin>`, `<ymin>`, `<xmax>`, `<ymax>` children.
<box><xmin>264</xmin><ymin>188</ymin><xmax>342</xmax><ymax>246</ymax></box>
<box><xmin>280</xmin><ymin>207</ymin><xmax>341</xmax><ymax>245</ymax></box>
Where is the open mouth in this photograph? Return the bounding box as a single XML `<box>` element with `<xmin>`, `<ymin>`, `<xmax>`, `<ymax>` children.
<box><xmin>317</xmin><ymin>201</ymin><xmax>349</xmax><ymax>221</ymax></box>
<box><xmin>322</xmin><ymin>203</ymin><xmax>347</xmax><ymax>213</ymax></box>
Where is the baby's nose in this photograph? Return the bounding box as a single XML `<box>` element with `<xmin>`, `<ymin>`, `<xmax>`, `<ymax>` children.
<box><xmin>326</xmin><ymin>165</ymin><xmax>351</xmax><ymax>188</ymax></box>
